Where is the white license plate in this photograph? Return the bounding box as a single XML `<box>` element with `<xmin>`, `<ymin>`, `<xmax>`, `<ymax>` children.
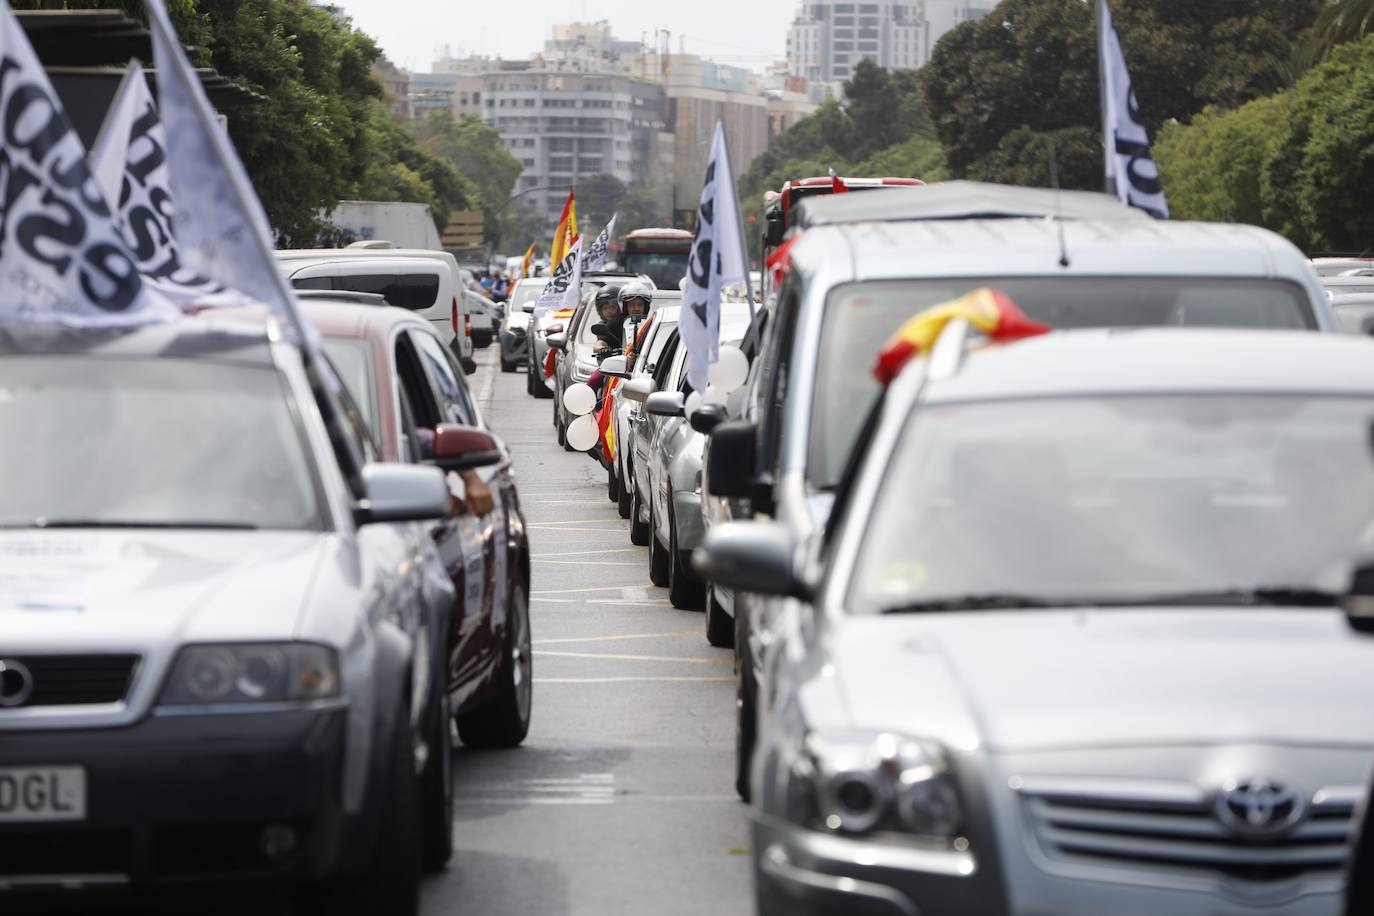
<box><xmin>0</xmin><ymin>766</ymin><xmax>85</xmax><ymax>822</ymax></box>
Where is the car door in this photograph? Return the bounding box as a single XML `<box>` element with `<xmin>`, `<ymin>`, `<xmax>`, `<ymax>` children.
<box><xmin>634</xmin><ymin>330</ymin><xmax>680</xmax><ymax>500</ymax></box>
<box><xmin>649</xmin><ymin>343</ymin><xmax>691</xmax><ymax>544</ymax></box>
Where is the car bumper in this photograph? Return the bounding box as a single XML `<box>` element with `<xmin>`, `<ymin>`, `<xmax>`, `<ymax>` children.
<box><xmin>672</xmin><ymin>490</ymin><xmax>705</xmax><ymax>550</ymax></box>
<box><xmin>0</xmin><ymin>705</ymin><xmax>353</xmax><ymax>892</ymax></box>
<box><xmin>499</xmin><ymin>329</ymin><xmax>529</xmax><ymax>360</ymax></box>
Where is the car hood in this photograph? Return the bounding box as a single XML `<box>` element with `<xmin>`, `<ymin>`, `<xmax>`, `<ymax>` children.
<box><xmin>829</xmin><ymin>609</ymin><xmax>1374</xmax><ymax>753</ymax></box>
<box><xmin>0</xmin><ymin>530</ymin><xmax>329</xmax><ymax>649</ymax></box>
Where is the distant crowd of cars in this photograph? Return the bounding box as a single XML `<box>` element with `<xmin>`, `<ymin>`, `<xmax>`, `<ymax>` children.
<box><xmin>531</xmin><ymin>180</ymin><xmax>1374</xmax><ymax>916</ymax></box>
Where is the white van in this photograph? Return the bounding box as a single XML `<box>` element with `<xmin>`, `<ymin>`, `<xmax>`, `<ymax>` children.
<box><xmin>276</xmin><ymin>248</ymin><xmax>475</xmax><ymax>365</ymax></box>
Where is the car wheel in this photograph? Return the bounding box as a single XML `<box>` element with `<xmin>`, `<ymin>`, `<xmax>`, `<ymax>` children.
<box><xmin>607</xmin><ymin>467</ymin><xmax>619</xmax><ymax>503</ymax></box>
<box><xmin>302</xmin><ymin>696</ymin><xmax>420</xmax><ymax>916</ymax></box>
<box><xmin>418</xmin><ymin>659</ymin><xmax>453</xmax><ymax>872</ymax></box>
<box><xmin>500</xmin><ymin>355</ymin><xmax>516</xmax><ymax>373</ymax></box>
<box><xmin>532</xmin><ymin>369</ymin><xmax>552</xmax><ymax>399</ymax></box>
<box><xmin>706</xmin><ymin>587</ymin><xmax>734</xmax><ymax>648</ymax></box>
<box><xmin>629</xmin><ymin>483</ymin><xmax>650</xmax><ymax>547</ymax></box>
<box><xmin>617</xmin><ymin>466</ymin><xmax>633</xmax><ymax>519</ymax></box>
<box><xmin>648</xmin><ymin>504</ymin><xmax>670</xmax><ymax>588</ymax></box>
<box><xmin>736</xmin><ymin>625</ymin><xmax>756</xmax><ymax>803</ymax></box>
<box><xmin>456</xmin><ymin>583</ymin><xmax>533</xmax><ymax>748</ymax></box>
<box><xmin>667</xmin><ymin>506</ymin><xmax>705</xmax><ymax>610</ymax></box>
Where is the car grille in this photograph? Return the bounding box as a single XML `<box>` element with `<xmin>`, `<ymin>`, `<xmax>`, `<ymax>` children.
<box><xmin>1019</xmin><ymin>778</ymin><xmax>1358</xmax><ymax>886</ymax></box>
<box><xmin>8</xmin><ymin>654</ymin><xmax>140</xmax><ymax>707</ymax></box>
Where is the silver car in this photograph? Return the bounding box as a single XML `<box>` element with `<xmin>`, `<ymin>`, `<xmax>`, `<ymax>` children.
<box><xmin>609</xmin><ymin>296</ymin><xmax>680</xmax><ymax>522</ymax></box>
<box><xmin>0</xmin><ymin>314</ymin><xmax>487</xmax><ymax>914</ymax></box>
<box><xmin>699</xmin><ymin>327</ymin><xmax>1374</xmax><ymax>916</ymax></box>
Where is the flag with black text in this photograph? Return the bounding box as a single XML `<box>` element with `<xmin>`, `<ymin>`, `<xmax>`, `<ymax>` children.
<box><xmin>535</xmin><ymin>239</ymin><xmax>581</xmax><ymax>319</ymax></box>
<box><xmin>583</xmin><ymin>214</ymin><xmax>615</xmax><ymax>272</ymax></box>
<box><xmin>1099</xmin><ymin>0</ymin><xmax>1169</xmax><ymax>218</ymax></box>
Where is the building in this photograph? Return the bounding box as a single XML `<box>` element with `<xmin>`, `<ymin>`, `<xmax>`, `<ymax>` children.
<box><xmin>786</xmin><ymin>0</ymin><xmax>993</xmax><ymax>86</ymax></box>
<box><xmin>372</xmin><ymin>55</ymin><xmax>410</xmax><ymax>120</ymax></box>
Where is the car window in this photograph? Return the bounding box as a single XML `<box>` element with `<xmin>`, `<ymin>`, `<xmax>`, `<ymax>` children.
<box><xmin>652</xmin><ymin>332</ymin><xmax>680</xmax><ymax>390</ymax></box>
<box><xmin>410</xmin><ymin>329</ymin><xmax>476</xmax><ymax>426</ymax></box>
<box><xmin>321</xmin><ymin>337</ymin><xmax>379</xmax><ymax>448</ymax></box>
<box><xmin>293</xmin><ymin>272</ymin><xmax>441</xmax><ymax>311</ymax></box>
<box><xmin>637</xmin><ymin>320</ymin><xmax>678</xmax><ymax>378</ymax></box>
<box><xmin>394</xmin><ymin>331</ymin><xmax>441</xmax><ymax>433</ymax></box>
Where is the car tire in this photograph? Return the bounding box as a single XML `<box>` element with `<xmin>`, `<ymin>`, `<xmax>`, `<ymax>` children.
<box><xmin>667</xmin><ymin>507</ymin><xmax>705</xmax><ymax>610</ymax></box>
<box><xmin>630</xmin><ymin>484</ymin><xmax>650</xmax><ymax>547</ymax></box>
<box><xmin>607</xmin><ymin>467</ymin><xmax>619</xmax><ymax>503</ymax></box>
<box><xmin>303</xmin><ymin>696</ymin><xmax>421</xmax><ymax>916</ymax></box>
<box><xmin>456</xmin><ymin>583</ymin><xmax>533</xmax><ymax>748</ymax></box>
<box><xmin>648</xmin><ymin>505</ymin><xmax>670</xmax><ymax>588</ymax></box>
<box><xmin>617</xmin><ymin>466</ymin><xmax>633</xmax><ymax>519</ymax></box>
<box><xmin>705</xmin><ymin>587</ymin><xmax>734</xmax><ymax>648</ymax></box>
<box><xmin>418</xmin><ymin>659</ymin><xmax>454</xmax><ymax>873</ymax></box>
<box><xmin>736</xmin><ymin>634</ymin><xmax>757</xmax><ymax>803</ymax></box>
<box><xmin>500</xmin><ymin>355</ymin><xmax>516</xmax><ymax>373</ymax></box>
<box><xmin>533</xmin><ymin>373</ymin><xmax>552</xmax><ymax>399</ymax></box>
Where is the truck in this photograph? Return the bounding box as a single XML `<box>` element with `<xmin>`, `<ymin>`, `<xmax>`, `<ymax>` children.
<box><xmin>328</xmin><ymin>201</ymin><xmax>443</xmax><ymax>251</ymax></box>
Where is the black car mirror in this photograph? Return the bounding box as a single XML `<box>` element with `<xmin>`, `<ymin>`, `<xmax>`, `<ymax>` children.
<box><xmin>706</xmin><ymin>421</ymin><xmax>756</xmax><ymax>499</ymax></box>
<box><xmin>1343</xmin><ymin>562</ymin><xmax>1374</xmax><ymax>634</ymax></box>
<box><xmin>689</xmin><ymin>403</ymin><xmax>727</xmax><ymax>435</ymax></box>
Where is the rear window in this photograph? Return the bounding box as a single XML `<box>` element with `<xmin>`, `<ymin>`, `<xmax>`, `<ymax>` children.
<box><xmin>292</xmin><ymin>272</ymin><xmax>441</xmax><ymax>312</ymax></box>
<box><xmin>808</xmin><ymin>276</ymin><xmax>1316</xmax><ymax>489</ymax></box>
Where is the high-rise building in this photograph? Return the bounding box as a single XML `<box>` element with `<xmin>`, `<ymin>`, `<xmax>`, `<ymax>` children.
<box><xmin>786</xmin><ymin>0</ymin><xmax>993</xmax><ymax>86</ymax></box>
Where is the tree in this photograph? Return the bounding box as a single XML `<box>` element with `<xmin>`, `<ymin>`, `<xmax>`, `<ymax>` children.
<box><xmin>576</xmin><ymin>173</ymin><xmax>627</xmax><ymax>233</ymax></box>
<box><xmin>920</xmin><ymin>0</ymin><xmax>1323</xmax><ymax>190</ymax></box>
<box><xmin>413</xmin><ymin>113</ymin><xmax>523</xmax><ymax>238</ymax></box>
<box><xmin>1312</xmin><ymin>0</ymin><xmax>1374</xmax><ymax>58</ymax></box>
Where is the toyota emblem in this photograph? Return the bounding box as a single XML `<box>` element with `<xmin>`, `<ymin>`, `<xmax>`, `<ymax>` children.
<box><xmin>1216</xmin><ymin>778</ymin><xmax>1304</xmax><ymax>836</ymax></box>
<box><xmin>0</xmin><ymin>659</ymin><xmax>33</xmax><ymax>708</ymax></box>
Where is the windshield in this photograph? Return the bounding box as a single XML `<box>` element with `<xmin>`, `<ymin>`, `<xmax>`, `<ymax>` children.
<box><xmin>623</xmin><ymin>251</ymin><xmax>689</xmax><ymax>290</ymax></box>
<box><xmin>0</xmin><ymin>357</ymin><xmax>322</xmax><ymax>531</ymax></box>
<box><xmin>849</xmin><ymin>395</ymin><xmax>1374</xmax><ymax>613</ymax></box>
<box><xmin>511</xmin><ymin>280</ymin><xmax>548</xmax><ymax>308</ymax></box>
<box><xmin>810</xmin><ymin>277</ymin><xmax>1317</xmax><ymax>489</ymax></box>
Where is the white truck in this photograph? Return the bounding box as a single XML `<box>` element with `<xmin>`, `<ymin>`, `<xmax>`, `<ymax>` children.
<box><xmin>329</xmin><ymin>201</ymin><xmax>442</xmax><ymax>251</ymax></box>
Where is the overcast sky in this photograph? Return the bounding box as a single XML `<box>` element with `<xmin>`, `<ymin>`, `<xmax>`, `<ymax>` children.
<box><xmin>333</xmin><ymin>0</ymin><xmax>797</xmax><ymax>73</ymax></box>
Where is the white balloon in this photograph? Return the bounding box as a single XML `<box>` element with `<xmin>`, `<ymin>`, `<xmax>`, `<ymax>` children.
<box><xmin>563</xmin><ymin>382</ymin><xmax>596</xmax><ymax>417</ymax></box>
<box><xmin>702</xmin><ymin>385</ymin><xmax>727</xmax><ymax>407</ymax></box>
<box><xmin>566</xmin><ymin>414</ymin><xmax>600</xmax><ymax>451</ymax></box>
<box><xmin>683</xmin><ymin>391</ymin><xmax>703</xmax><ymax>417</ymax></box>
<box><xmin>708</xmin><ymin>345</ymin><xmax>749</xmax><ymax>393</ymax></box>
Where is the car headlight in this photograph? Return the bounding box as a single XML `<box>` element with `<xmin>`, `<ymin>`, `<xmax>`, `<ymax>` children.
<box><xmin>786</xmin><ymin>730</ymin><xmax>964</xmax><ymax>842</ymax></box>
<box><xmin>572</xmin><ymin>360</ymin><xmax>595</xmax><ymax>382</ymax></box>
<box><xmin>160</xmin><ymin>643</ymin><xmax>341</xmax><ymax>705</ymax></box>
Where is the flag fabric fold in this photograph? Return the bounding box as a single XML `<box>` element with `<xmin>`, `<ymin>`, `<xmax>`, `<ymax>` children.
<box><xmin>681</xmin><ymin>122</ymin><xmax>749</xmax><ymax>393</ymax></box>
<box><xmin>0</xmin><ymin>6</ymin><xmax>176</xmax><ymax>327</ymax></box>
<box><xmin>519</xmin><ymin>242</ymin><xmax>536</xmax><ymax>281</ymax></box>
<box><xmin>535</xmin><ymin>239</ymin><xmax>581</xmax><ymax>320</ymax></box>
<box><xmin>550</xmin><ymin>189</ymin><xmax>578</xmax><ymax>267</ymax></box>
<box><xmin>872</xmin><ymin>289</ymin><xmax>1052</xmax><ymax>386</ymax></box>
<box><xmin>583</xmin><ymin>214</ymin><xmax>616</xmax><ymax>272</ymax></box>
<box><xmin>144</xmin><ymin>0</ymin><xmax>315</xmax><ymax>350</ymax></box>
<box><xmin>1099</xmin><ymin>0</ymin><xmax>1169</xmax><ymax>218</ymax></box>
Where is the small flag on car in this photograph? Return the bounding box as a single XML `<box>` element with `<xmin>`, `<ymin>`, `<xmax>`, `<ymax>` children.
<box><xmin>872</xmin><ymin>289</ymin><xmax>1051</xmax><ymax>385</ymax></box>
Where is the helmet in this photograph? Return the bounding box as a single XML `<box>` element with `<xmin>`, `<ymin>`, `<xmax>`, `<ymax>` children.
<box><xmin>595</xmin><ymin>284</ymin><xmax>622</xmax><ymax>307</ymax></box>
<box><xmin>619</xmin><ymin>280</ymin><xmax>653</xmax><ymax>317</ymax></box>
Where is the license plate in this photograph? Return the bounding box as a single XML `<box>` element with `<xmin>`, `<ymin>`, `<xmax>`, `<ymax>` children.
<box><xmin>0</xmin><ymin>766</ymin><xmax>85</xmax><ymax>822</ymax></box>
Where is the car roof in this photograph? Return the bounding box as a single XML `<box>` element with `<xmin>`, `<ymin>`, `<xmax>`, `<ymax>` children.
<box><xmin>793</xmin><ymin>218</ymin><xmax>1314</xmax><ymax>283</ymax></box>
<box><xmin>298</xmin><ymin>300</ymin><xmax>430</xmax><ymax>340</ymax></box>
<box><xmin>919</xmin><ymin>329</ymin><xmax>1374</xmax><ymax>404</ymax></box>
<box><xmin>283</xmin><ymin>255</ymin><xmax>449</xmax><ymax>274</ymax></box>
<box><xmin>0</xmin><ymin>313</ymin><xmax>274</xmax><ymax>362</ymax></box>
<box><xmin>796</xmin><ymin>180</ymin><xmax>1144</xmax><ymax>228</ymax></box>
<box><xmin>277</xmin><ymin>248</ymin><xmax>458</xmax><ymax>266</ymax></box>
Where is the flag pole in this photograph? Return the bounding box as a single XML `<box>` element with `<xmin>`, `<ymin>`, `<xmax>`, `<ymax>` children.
<box><xmin>1096</xmin><ymin>0</ymin><xmax>1115</xmax><ymax>197</ymax></box>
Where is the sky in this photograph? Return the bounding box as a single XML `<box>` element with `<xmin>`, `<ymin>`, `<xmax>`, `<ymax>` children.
<box><xmin>333</xmin><ymin>0</ymin><xmax>798</xmax><ymax>73</ymax></box>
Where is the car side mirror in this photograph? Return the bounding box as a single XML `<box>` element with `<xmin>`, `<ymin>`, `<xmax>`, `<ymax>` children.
<box><xmin>693</xmin><ymin>522</ymin><xmax>811</xmax><ymax>600</ymax></box>
<box><xmin>646</xmin><ymin>391</ymin><xmax>685</xmax><ymax>417</ymax></box>
<box><xmin>591</xmin><ymin>322</ymin><xmax>610</xmax><ymax>338</ymax></box>
<box><xmin>689</xmin><ymin>402</ymin><xmax>727</xmax><ymax>435</ymax></box>
<box><xmin>546</xmin><ymin>332</ymin><xmax>568</xmax><ymax>352</ymax></box>
<box><xmin>621</xmin><ymin>377</ymin><xmax>655</xmax><ymax>403</ymax></box>
<box><xmin>600</xmin><ymin>355</ymin><xmax>631</xmax><ymax>379</ymax></box>
<box><xmin>765</xmin><ymin>212</ymin><xmax>786</xmax><ymax>248</ymax></box>
<box><xmin>432</xmin><ymin>423</ymin><xmax>504</xmax><ymax>472</ymax></box>
<box><xmin>1343</xmin><ymin>562</ymin><xmax>1374</xmax><ymax>634</ymax></box>
<box><xmin>706</xmin><ymin>420</ymin><xmax>757</xmax><ymax>499</ymax></box>
<box><xmin>521</xmin><ymin>302</ymin><xmax>536</xmax><ymax>312</ymax></box>
<box><xmin>354</xmin><ymin>464</ymin><xmax>450</xmax><ymax>526</ymax></box>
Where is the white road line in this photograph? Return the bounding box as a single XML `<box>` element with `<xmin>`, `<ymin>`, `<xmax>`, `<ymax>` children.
<box><xmin>527</xmin><ymin>517</ymin><xmax>620</xmax><ymax>526</ymax></box>
<box><xmin>527</xmin><ymin>526</ymin><xmax>626</xmax><ymax>533</ymax></box>
<box><xmin>538</xmin><ymin>559</ymin><xmax>642</xmax><ymax>566</ymax></box>
<box><xmin>533</xmin><ymin>630</ymin><xmax>696</xmax><ymax>645</ymax></box>
<box><xmin>534</xmin><ymin>676</ymin><xmax>734</xmax><ymax>683</ymax></box>
<box><xmin>532</xmin><ymin>584</ymin><xmax>647</xmax><ymax>595</ymax></box>
<box><xmin>533</xmin><ymin>548</ymin><xmax>641</xmax><ymax>558</ymax></box>
<box><xmin>534</xmin><ymin>650</ymin><xmax>732</xmax><ymax>665</ymax></box>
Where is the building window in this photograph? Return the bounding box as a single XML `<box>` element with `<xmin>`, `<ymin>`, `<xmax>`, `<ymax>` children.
<box><xmin>859</xmin><ymin>3</ymin><xmax>878</xmax><ymax>10</ymax></box>
<box><xmin>834</xmin><ymin>16</ymin><xmax>854</xmax><ymax>26</ymax></box>
<box><xmin>833</xmin><ymin>41</ymin><xmax>854</xmax><ymax>50</ymax></box>
<box><xmin>834</xmin><ymin>2</ymin><xmax>854</xmax><ymax>10</ymax></box>
<box><xmin>858</xmin><ymin>40</ymin><xmax>879</xmax><ymax>51</ymax></box>
<box><xmin>859</xmin><ymin>27</ymin><xmax>879</xmax><ymax>39</ymax></box>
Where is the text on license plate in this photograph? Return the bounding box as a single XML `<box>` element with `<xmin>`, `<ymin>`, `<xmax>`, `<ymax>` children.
<box><xmin>0</xmin><ymin>766</ymin><xmax>85</xmax><ymax>822</ymax></box>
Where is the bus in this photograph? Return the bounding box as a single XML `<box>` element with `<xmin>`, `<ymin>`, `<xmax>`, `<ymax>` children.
<box><xmin>621</xmin><ymin>228</ymin><xmax>693</xmax><ymax>290</ymax></box>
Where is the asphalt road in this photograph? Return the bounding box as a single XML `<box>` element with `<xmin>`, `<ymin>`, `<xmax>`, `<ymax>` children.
<box><xmin>421</xmin><ymin>345</ymin><xmax>752</xmax><ymax>915</ymax></box>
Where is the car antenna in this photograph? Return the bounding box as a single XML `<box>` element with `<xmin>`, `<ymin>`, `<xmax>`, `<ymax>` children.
<box><xmin>1047</xmin><ymin>137</ymin><xmax>1071</xmax><ymax>269</ymax></box>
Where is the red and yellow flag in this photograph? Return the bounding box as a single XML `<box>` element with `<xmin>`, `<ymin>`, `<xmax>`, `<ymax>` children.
<box><xmin>519</xmin><ymin>242</ymin><xmax>536</xmax><ymax>280</ymax></box>
<box><xmin>550</xmin><ymin>188</ymin><xmax>579</xmax><ymax>266</ymax></box>
<box><xmin>872</xmin><ymin>288</ymin><xmax>1051</xmax><ymax>385</ymax></box>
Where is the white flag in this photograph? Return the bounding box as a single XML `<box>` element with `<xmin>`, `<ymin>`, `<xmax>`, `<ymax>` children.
<box><xmin>0</xmin><ymin>6</ymin><xmax>176</xmax><ymax>327</ymax></box>
<box><xmin>144</xmin><ymin>0</ymin><xmax>313</xmax><ymax>346</ymax></box>
<box><xmin>1099</xmin><ymin>0</ymin><xmax>1169</xmax><ymax>219</ymax></box>
<box><xmin>89</xmin><ymin>61</ymin><xmax>238</xmax><ymax>306</ymax></box>
<box><xmin>583</xmin><ymin>214</ymin><xmax>615</xmax><ymax>272</ymax></box>
<box><xmin>535</xmin><ymin>239</ymin><xmax>582</xmax><ymax>319</ymax></box>
<box><xmin>681</xmin><ymin>122</ymin><xmax>748</xmax><ymax>393</ymax></box>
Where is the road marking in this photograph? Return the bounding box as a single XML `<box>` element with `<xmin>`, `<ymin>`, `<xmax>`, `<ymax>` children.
<box><xmin>538</xmin><ymin>559</ymin><xmax>642</xmax><ymax>566</ymax></box>
<box><xmin>534</xmin><ymin>630</ymin><xmax>697</xmax><ymax>645</ymax></box>
<box><xmin>477</xmin><ymin>360</ymin><xmax>496</xmax><ymax>406</ymax></box>
<box><xmin>533</xmin><ymin>548</ymin><xmax>641</xmax><ymax>558</ymax></box>
<box><xmin>534</xmin><ymin>676</ymin><xmax>734</xmax><ymax>683</ymax></box>
<box><xmin>528</xmin><ymin>517</ymin><xmax>621</xmax><ymax>526</ymax></box>
<box><xmin>534</xmin><ymin>650</ymin><xmax>732</xmax><ymax>665</ymax></box>
<box><xmin>528</xmin><ymin>526</ymin><xmax>626</xmax><ymax>533</ymax></box>
<box><xmin>532</xmin><ymin>584</ymin><xmax>648</xmax><ymax>595</ymax></box>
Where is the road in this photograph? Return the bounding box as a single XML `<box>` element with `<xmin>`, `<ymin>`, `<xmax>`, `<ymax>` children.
<box><xmin>421</xmin><ymin>346</ymin><xmax>752</xmax><ymax>915</ymax></box>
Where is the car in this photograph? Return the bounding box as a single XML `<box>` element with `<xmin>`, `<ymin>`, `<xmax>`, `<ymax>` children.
<box><xmin>1312</xmin><ymin>257</ymin><xmax>1374</xmax><ymax>277</ymax></box>
<box><xmin>303</xmin><ymin>301</ymin><xmax>533</xmax><ymax>758</ymax></box>
<box><xmin>607</xmin><ymin>293</ymin><xmax>681</xmax><ymax>522</ymax></box>
<box><xmin>276</xmin><ymin>248</ymin><xmax>475</xmax><ymax>370</ymax></box>
<box><xmin>706</xmin><ymin>215</ymin><xmax>1340</xmax><ymax>801</ymax></box>
<box><xmin>467</xmin><ymin>290</ymin><xmax>497</xmax><ymax>349</ymax></box>
<box><xmin>636</xmin><ymin>301</ymin><xmax>755</xmax><ymax>609</ymax></box>
<box><xmin>0</xmin><ymin>311</ymin><xmax>483</xmax><ymax>914</ymax></box>
<box><xmin>1330</xmin><ymin>294</ymin><xmax>1374</xmax><ymax>335</ymax></box>
<box><xmin>540</xmin><ymin>271</ymin><xmax>653</xmax><ymax>408</ymax></box>
<box><xmin>699</xmin><ymin>326</ymin><xmax>1374</xmax><ymax>916</ymax></box>
<box><xmin>500</xmin><ymin>277</ymin><xmax>549</xmax><ymax>373</ymax></box>
<box><xmin>1322</xmin><ymin>276</ymin><xmax>1374</xmax><ymax>299</ymax></box>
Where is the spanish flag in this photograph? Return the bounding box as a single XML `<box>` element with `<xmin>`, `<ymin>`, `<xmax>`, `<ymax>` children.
<box><xmin>872</xmin><ymin>289</ymin><xmax>1051</xmax><ymax>385</ymax></box>
<box><xmin>550</xmin><ymin>189</ymin><xmax>579</xmax><ymax>267</ymax></box>
<box><xmin>519</xmin><ymin>242</ymin><xmax>536</xmax><ymax>281</ymax></box>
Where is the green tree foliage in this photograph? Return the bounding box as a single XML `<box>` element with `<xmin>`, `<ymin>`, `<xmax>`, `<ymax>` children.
<box><xmin>920</xmin><ymin>0</ymin><xmax>1322</xmax><ymax>190</ymax></box>
<box><xmin>573</xmin><ymin>173</ymin><xmax>628</xmax><ymax>234</ymax></box>
<box><xmin>1312</xmin><ymin>0</ymin><xmax>1374</xmax><ymax>59</ymax></box>
<box><xmin>413</xmin><ymin>113</ymin><xmax>522</xmax><ymax>239</ymax></box>
<box><xmin>1154</xmin><ymin>34</ymin><xmax>1374</xmax><ymax>253</ymax></box>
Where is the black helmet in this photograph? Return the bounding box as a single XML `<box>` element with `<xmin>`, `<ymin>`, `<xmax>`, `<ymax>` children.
<box><xmin>595</xmin><ymin>284</ymin><xmax>622</xmax><ymax>308</ymax></box>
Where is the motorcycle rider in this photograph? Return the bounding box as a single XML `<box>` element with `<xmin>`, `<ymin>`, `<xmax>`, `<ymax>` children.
<box><xmin>618</xmin><ymin>280</ymin><xmax>653</xmax><ymax>368</ymax></box>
